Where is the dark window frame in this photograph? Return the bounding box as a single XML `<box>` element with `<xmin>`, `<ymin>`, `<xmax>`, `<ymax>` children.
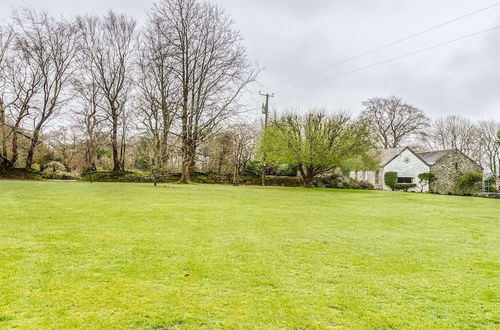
<box><xmin>397</xmin><ymin>177</ymin><xmax>414</xmax><ymax>184</ymax></box>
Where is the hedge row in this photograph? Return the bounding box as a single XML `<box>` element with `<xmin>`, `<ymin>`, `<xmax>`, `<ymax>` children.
<box><xmin>0</xmin><ymin>168</ymin><xmax>44</xmax><ymax>181</ymax></box>
<box><xmin>80</xmin><ymin>171</ymin><xmax>305</xmax><ymax>187</ymax></box>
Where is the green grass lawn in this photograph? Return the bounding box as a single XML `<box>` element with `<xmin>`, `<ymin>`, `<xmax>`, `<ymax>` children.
<box><xmin>0</xmin><ymin>181</ymin><xmax>498</xmax><ymax>329</ymax></box>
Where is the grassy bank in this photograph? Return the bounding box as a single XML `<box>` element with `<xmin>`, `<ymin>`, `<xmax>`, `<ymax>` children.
<box><xmin>0</xmin><ymin>181</ymin><xmax>498</xmax><ymax>329</ymax></box>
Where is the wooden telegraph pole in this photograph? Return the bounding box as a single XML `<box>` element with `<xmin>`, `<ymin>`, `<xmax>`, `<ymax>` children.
<box><xmin>259</xmin><ymin>91</ymin><xmax>274</xmax><ymax>186</ymax></box>
<box><xmin>0</xmin><ymin>97</ymin><xmax>7</xmax><ymax>162</ymax></box>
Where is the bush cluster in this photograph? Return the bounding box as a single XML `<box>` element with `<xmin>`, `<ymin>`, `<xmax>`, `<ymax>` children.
<box><xmin>191</xmin><ymin>172</ymin><xmax>232</xmax><ymax>184</ymax></box>
<box><xmin>393</xmin><ymin>183</ymin><xmax>417</xmax><ymax>192</ymax></box>
<box><xmin>41</xmin><ymin>161</ymin><xmax>78</xmax><ymax>180</ymax></box>
<box><xmin>80</xmin><ymin>170</ymin><xmax>180</xmax><ymax>183</ymax></box>
<box><xmin>242</xmin><ymin>161</ymin><xmax>299</xmax><ymax>178</ymax></box>
<box><xmin>79</xmin><ymin>170</ymin><xmax>377</xmax><ymax>190</ymax></box>
<box><xmin>314</xmin><ymin>173</ymin><xmax>374</xmax><ymax>190</ymax></box>
<box><xmin>0</xmin><ymin>168</ymin><xmax>44</xmax><ymax>180</ymax></box>
<box><xmin>80</xmin><ymin>170</ymin><xmax>305</xmax><ymax>187</ymax></box>
<box><xmin>454</xmin><ymin>172</ymin><xmax>483</xmax><ymax>195</ymax></box>
<box><xmin>264</xmin><ymin>176</ymin><xmax>302</xmax><ymax>187</ymax></box>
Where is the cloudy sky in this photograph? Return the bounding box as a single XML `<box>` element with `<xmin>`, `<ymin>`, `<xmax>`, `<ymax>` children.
<box><xmin>1</xmin><ymin>0</ymin><xmax>499</xmax><ymax>121</ymax></box>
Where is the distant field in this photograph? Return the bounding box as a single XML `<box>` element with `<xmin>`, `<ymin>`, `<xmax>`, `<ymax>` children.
<box><xmin>0</xmin><ymin>181</ymin><xmax>498</xmax><ymax>329</ymax></box>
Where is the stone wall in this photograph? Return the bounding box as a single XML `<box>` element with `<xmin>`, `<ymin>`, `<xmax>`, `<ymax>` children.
<box><xmin>430</xmin><ymin>151</ymin><xmax>483</xmax><ymax>195</ymax></box>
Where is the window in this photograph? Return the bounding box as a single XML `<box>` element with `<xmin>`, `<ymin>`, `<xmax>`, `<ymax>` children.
<box><xmin>375</xmin><ymin>170</ymin><xmax>380</xmax><ymax>184</ymax></box>
<box><xmin>398</xmin><ymin>177</ymin><xmax>414</xmax><ymax>184</ymax></box>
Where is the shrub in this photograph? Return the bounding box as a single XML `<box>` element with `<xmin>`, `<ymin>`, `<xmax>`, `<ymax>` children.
<box><xmin>358</xmin><ymin>180</ymin><xmax>375</xmax><ymax>190</ymax></box>
<box><xmin>265</xmin><ymin>175</ymin><xmax>302</xmax><ymax>187</ymax></box>
<box><xmin>314</xmin><ymin>173</ymin><xmax>348</xmax><ymax>189</ymax></box>
<box><xmin>394</xmin><ymin>183</ymin><xmax>417</xmax><ymax>192</ymax></box>
<box><xmin>81</xmin><ymin>170</ymin><xmax>176</xmax><ymax>183</ymax></box>
<box><xmin>31</xmin><ymin>163</ymin><xmax>42</xmax><ymax>172</ymax></box>
<box><xmin>418</xmin><ymin>172</ymin><xmax>437</xmax><ymax>192</ymax></box>
<box><xmin>0</xmin><ymin>168</ymin><xmax>43</xmax><ymax>180</ymax></box>
<box><xmin>230</xmin><ymin>175</ymin><xmax>302</xmax><ymax>187</ymax></box>
<box><xmin>191</xmin><ymin>172</ymin><xmax>231</xmax><ymax>184</ymax></box>
<box><xmin>274</xmin><ymin>164</ymin><xmax>298</xmax><ymax>177</ymax></box>
<box><xmin>384</xmin><ymin>172</ymin><xmax>398</xmax><ymax>191</ymax></box>
<box><xmin>314</xmin><ymin>174</ymin><xmax>374</xmax><ymax>190</ymax></box>
<box><xmin>454</xmin><ymin>172</ymin><xmax>483</xmax><ymax>195</ymax></box>
<box><xmin>484</xmin><ymin>176</ymin><xmax>497</xmax><ymax>192</ymax></box>
<box><xmin>56</xmin><ymin>172</ymin><xmax>78</xmax><ymax>180</ymax></box>
<box><xmin>39</xmin><ymin>151</ymin><xmax>64</xmax><ymax>167</ymax></box>
<box><xmin>42</xmin><ymin>161</ymin><xmax>67</xmax><ymax>179</ymax></box>
<box><xmin>242</xmin><ymin>161</ymin><xmax>262</xmax><ymax>177</ymax></box>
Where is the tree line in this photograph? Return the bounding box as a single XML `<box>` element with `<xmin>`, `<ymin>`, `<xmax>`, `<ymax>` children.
<box><xmin>0</xmin><ymin>0</ymin><xmax>257</xmax><ymax>183</ymax></box>
<box><xmin>1</xmin><ymin>1</ymin><xmax>499</xmax><ymax>186</ymax></box>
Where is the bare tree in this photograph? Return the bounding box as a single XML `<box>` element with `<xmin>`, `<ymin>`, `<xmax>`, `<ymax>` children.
<box><xmin>230</xmin><ymin>123</ymin><xmax>255</xmax><ymax>185</ymax></box>
<box><xmin>76</xmin><ymin>12</ymin><xmax>136</xmax><ymax>172</ymax></box>
<box><xmin>361</xmin><ymin>96</ymin><xmax>430</xmax><ymax>149</ymax></box>
<box><xmin>73</xmin><ymin>77</ymin><xmax>107</xmax><ymax>172</ymax></box>
<box><xmin>1</xmin><ymin>48</ymin><xmax>43</xmax><ymax>168</ymax></box>
<box><xmin>136</xmin><ymin>134</ymin><xmax>165</xmax><ymax>186</ymax></box>
<box><xmin>135</xmin><ymin>14</ymin><xmax>179</xmax><ymax>167</ymax></box>
<box><xmin>149</xmin><ymin>0</ymin><xmax>257</xmax><ymax>183</ymax></box>
<box><xmin>0</xmin><ymin>24</ymin><xmax>13</xmax><ymax>169</ymax></box>
<box><xmin>11</xmin><ymin>9</ymin><xmax>78</xmax><ymax>169</ymax></box>
<box><xmin>478</xmin><ymin>120</ymin><xmax>500</xmax><ymax>176</ymax></box>
<box><xmin>0</xmin><ymin>26</ymin><xmax>11</xmax><ymax>69</ymax></box>
<box><xmin>424</xmin><ymin>115</ymin><xmax>481</xmax><ymax>162</ymax></box>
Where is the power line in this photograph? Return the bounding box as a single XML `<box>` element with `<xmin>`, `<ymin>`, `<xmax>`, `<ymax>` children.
<box><xmin>267</xmin><ymin>1</ymin><xmax>500</xmax><ymax>89</ymax></box>
<box><xmin>275</xmin><ymin>25</ymin><xmax>500</xmax><ymax>95</ymax></box>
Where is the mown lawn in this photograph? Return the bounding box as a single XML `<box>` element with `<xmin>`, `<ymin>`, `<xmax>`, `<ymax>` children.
<box><xmin>0</xmin><ymin>181</ymin><xmax>498</xmax><ymax>329</ymax></box>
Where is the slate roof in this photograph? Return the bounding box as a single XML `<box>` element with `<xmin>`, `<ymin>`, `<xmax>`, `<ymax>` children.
<box><xmin>380</xmin><ymin>147</ymin><xmax>407</xmax><ymax>166</ymax></box>
<box><xmin>416</xmin><ymin>149</ymin><xmax>455</xmax><ymax>165</ymax></box>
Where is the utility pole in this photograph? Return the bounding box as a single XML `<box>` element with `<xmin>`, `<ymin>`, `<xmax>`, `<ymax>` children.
<box><xmin>0</xmin><ymin>97</ymin><xmax>7</xmax><ymax>161</ymax></box>
<box><xmin>259</xmin><ymin>91</ymin><xmax>274</xmax><ymax>186</ymax></box>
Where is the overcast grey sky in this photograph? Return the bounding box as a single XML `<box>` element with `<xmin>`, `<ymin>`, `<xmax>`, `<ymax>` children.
<box><xmin>1</xmin><ymin>0</ymin><xmax>499</xmax><ymax>121</ymax></box>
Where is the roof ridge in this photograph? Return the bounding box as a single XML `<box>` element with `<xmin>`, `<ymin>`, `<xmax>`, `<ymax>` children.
<box><xmin>417</xmin><ymin>148</ymin><xmax>456</xmax><ymax>154</ymax></box>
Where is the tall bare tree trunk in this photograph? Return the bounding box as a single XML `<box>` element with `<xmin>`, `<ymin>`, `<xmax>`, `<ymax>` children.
<box><xmin>25</xmin><ymin>130</ymin><xmax>40</xmax><ymax>169</ymax></box>
<box><xmin>232</xmin><ymin>163</ymin><xmax>240</xmax><ymax>186</ymax></box>
<box><xmin>180</xmin><ymin>139</ymin><xmax>193</xmax><ymax>183</ymax></box>
<box><xmin>111</xmin><ymin>112</ymin><xmax>120</xmax><ymax>171</ymax></box>
<box><xmin>9</xmin><ymin>132</ymin><xmax>18</xmax><ymax>168</ymax></box>
<box><xmin>0</xmin><ymin>99</ymin><xmax>7</xmax><ymax>168</ymax></box>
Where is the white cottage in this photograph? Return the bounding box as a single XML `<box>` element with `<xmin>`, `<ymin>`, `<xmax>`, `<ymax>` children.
<box><xmin>350</xmin><ymin>147</ymin><xmax>430</xmax><ymax>192</ymax></box>
<box><xmin>351</xmin><ymin>147</ymin><xmax>483</xmax><ymax>193</ymax></box>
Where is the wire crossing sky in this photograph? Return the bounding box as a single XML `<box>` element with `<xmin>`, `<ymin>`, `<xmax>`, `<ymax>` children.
<box><xmin>0</xmin><ymin>0</ymin><xmax>499</xmax><ymax>120</ymax></box>
<box><xmin>267</xmin><ymin>1</ymin><xmax>500</xmax><ymax>90</ymax></box>
<box><xmin>275</xmin><ymin>25</ymin><xmax>500</xmax><ymax>95</ymax></box>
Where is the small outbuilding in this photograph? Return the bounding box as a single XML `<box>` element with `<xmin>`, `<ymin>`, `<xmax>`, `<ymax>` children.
<box><xmin>350</xmin><ymin>147</ymin><xmax>483</xmax><ymax>194</ymax></box>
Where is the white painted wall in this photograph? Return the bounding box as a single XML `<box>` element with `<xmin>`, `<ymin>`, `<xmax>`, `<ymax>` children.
<box><xmin>383</xmin><ymin>149</ymin><xmax>430</xmax><ymax>192</ymax></box>
<box><xmin>349</xmin><ymin>170</ymin><xmax>378</xmax><ymax>186</ymax></box>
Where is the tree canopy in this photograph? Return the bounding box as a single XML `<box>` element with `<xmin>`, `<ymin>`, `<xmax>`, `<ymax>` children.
<box><xmin>361</xmin><ymin>96</ymin><xmax>429</xmax><ymax>149</ymax></box>
<box><xmin>259</xmin><ymin>111</ymin><xmax>376</xmax><ymax>186</ymax></box>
